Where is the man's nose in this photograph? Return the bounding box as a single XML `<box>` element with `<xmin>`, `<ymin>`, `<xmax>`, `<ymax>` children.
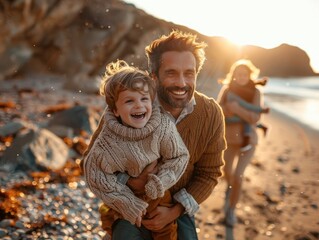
<box><xmin>175</xmin><ymin>74</ymin><xmax>187</xmax><ymax>87</ymax></box>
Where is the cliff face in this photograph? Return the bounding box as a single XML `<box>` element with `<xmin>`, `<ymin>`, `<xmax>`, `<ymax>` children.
<box><xmin>240</xmin><ymin>44</ymin><xmax>316</xmax><ymax>77</ymax></box>
<box><xmin>0</xmin><ymin>0</ymin><xmax>317</xmax><ymax>84</ymax></box>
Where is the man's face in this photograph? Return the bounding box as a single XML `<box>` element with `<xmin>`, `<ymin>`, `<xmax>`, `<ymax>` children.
<box><xmin>155</xmin><ymin>51</ymin><xmax>197</xmax><ymax>111</ymax></box>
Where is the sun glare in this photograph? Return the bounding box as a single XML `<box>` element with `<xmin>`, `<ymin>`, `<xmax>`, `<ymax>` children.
<box><xmin>125</xmin><ymin>0</ymin><xmax>319</xmax><ymax>73</ymax></box>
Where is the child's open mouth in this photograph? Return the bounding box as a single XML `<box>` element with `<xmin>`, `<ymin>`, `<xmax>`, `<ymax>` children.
<box><xmin>131</xmin><ymin>112</ymin><xmax>146</xmax><ymax>119</ymax></box>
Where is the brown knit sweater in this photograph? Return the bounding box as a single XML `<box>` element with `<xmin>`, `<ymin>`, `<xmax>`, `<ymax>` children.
<box><xmin>169</xmin><ymin>91</ymin><xmax>226</xmax><ymax>204</ymax></box>
<box><xmin>83</xmin><ymin>91</ymin><xmax>226</xmax><ymax>209</ymax></box>
<box><xmin>82</xmin><ymin>107</ymin><xmax>189</xmax><ymax>224</ymax></box>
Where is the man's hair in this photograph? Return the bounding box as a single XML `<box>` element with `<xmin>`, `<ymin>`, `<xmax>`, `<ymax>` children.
<box><xmin>145</xmin><ymin>30</ymin><xmax>207</xmax><ymax>76</ymax></box>
<box><xmin>100</xmin><ymin>60</ymin><xmax>155</xmax><ymax>111</ymax></box>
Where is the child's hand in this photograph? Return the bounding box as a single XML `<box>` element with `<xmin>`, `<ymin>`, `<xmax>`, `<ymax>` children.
<box><xmin>135</xmin><ymin>209</ymin><xmax>147</xmax><ymax>227</ymax></box>
<box><xmin>127</xmin><ymin>160</ymin><xmax>158</xmax><ymax>195</ymax></box>
<box><xmin>135</xmin><ymin>216</ymin><xmax>142</xmax><ymax>227</ymax></box>
<box><xmin>145</xmin><ymin>174</ymin><xmax>164</xmax><ymax>200</ymax></box>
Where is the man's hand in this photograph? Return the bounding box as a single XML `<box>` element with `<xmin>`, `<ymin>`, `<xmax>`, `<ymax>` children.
<box><xmin>142</xmin><ymin>204</ymin><xmax>184</xmax><ymax>231</ymax></box>
<box><xmin>127</xmin><ymin>160</ymin><xmax>158</xmax><ymax>194</ymax></box>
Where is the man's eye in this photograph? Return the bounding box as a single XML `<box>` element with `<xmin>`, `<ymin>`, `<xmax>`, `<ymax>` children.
<box><xmin>185</xmin><ymin>71</ymin><xmax>195</xmax><ymax>78</ymax></box>
<box><xmin>166</xmin><ymin>71</ymin><xmax>176</xmax><ymax>77</ymax></box>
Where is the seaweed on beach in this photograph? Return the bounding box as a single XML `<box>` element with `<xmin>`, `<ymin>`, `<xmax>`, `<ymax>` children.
<box><xmin>0</xmin><ymin>159</ymin><xmax>83</xmax><ymax>221</ymax></box>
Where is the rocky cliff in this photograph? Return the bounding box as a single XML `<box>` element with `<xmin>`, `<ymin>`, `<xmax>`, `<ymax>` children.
<box><xmin>0</xmin><ymin>0</ymin><xmax>317</xmax><ymax>87</ymax></box>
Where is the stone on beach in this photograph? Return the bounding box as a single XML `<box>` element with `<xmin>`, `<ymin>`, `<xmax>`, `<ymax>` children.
<box><xmin>0</xmin><ymin>127</ymin><xmax>69</xmax><ymax>172</ymax></box>
<box><xmin>46</xmin><ymin>105</ymin><xmax>100</xmax><ymax>136</ymax></box>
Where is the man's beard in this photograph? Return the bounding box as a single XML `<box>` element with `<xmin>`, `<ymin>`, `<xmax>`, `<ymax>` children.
<box><xmin>157</xmin><ymin>84</ymin><xmax>194</xmax><ymax>108</ymax></box>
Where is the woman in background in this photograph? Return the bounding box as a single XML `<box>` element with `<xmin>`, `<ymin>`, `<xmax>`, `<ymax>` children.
<box><xmin>217</xmin><ymin>59</ymin><xmax>267</xmax><ymax>227</ymax></box>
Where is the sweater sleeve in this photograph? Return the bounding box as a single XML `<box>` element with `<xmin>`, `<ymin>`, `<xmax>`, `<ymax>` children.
<box><xmin>185</xmin><ymin>100</ymin><xmax>226</xmax><ymax>204</ymax></box>
<box><xmin>145</xmin><ymin>119</ymin><xmax>189</xmax><ymax>200</ymax></box>
<box><xmin>83</xmin><ymin>149</ymin><xmax>148</xmax><ymax>225</ymax></box>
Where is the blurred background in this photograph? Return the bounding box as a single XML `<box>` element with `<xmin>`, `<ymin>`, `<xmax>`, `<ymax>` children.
<box><xmin>1</xmin><ymin>0</ymin><xmax>318</xmax><ymax>129</ymax></box>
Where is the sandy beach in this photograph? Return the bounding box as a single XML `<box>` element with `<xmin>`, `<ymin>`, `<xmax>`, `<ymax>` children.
<box><xmin>0</xmin><ymin>77</ymin><xmax>318</xmax><ymax>239</ymax></box>
<box><xmin>196</xmin><ymin>109</ymin><xmax>319</xmax><ymax>240</ymax></box>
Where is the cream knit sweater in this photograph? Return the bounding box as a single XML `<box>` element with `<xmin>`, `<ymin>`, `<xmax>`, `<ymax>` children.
<box><xmin>83</xmin><ymin>107</ymin><xmax>189</xmax><ymax>224</ymax></box>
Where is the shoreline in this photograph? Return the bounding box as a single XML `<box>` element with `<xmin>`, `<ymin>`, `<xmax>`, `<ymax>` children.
<box><xmin>196</xmin><ymin>109</ymin><xmax>319</xmax><ymax>240</ymax></box>
<box><xmin>264</xmin><ymin>94</ymin><xmax>319</xmax><ymax>133</ymax></box>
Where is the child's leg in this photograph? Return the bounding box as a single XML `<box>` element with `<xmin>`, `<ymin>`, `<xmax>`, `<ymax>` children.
<box><xmin>149</xmin><ymin>191</ymin><xmax>177</xmax><ymax>240</ymax></box>
<box><xmin>99</xmin><ymin>204</ymin><xmax>117</xmax><ymax>237</ymax></box>
<box><xmin>240</xmin><ymin>123</ymin><xmax>252</xmax><ymax>152</ymax></box>
<box><xmin>112</xmin><ymin>219</ymin><xmax>152</xmax><ymax>240</ymax></box>
<box><xmin>243</xmin><ymin>123</ymin><xmax>251</xmax><ymax>136</ymax></box>
<box><xmin>256</xmin><ymin>123</ymin><xmax>269</xmax><ymax>136</ymax></box>
<box><xmin>152</xmin><ymin>222</ymin><xmax>177</xmax><ymax>240</ymax></box>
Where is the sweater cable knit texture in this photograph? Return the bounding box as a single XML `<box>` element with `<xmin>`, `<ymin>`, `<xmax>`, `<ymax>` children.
<box><xmin>83</xmin><ymin>107</ymin><xmax>189</xmax><ymax>224</ymax></box>
<box><xmin>169</xmin><ymin>92</ymin><xmax>227</xmax><ymax>204</ymax></box>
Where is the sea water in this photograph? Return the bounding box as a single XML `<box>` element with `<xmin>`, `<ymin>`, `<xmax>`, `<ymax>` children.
<box><xmin>262</xmin><ymin>76</ymin><xmax>319</xmax><ymax>131</ymax></box>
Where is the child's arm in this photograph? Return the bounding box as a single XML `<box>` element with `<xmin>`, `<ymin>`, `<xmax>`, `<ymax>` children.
<box><xmin>83</xmin><ymin>151</ymin><xmax>148</xmax><ymax>225</ymax></box>
<box><xmin>227</xmin><ymin>92</ymin><xmax>269</xmax><ymax>113</ymax></box>
<box><xmin>144</xmin><ymin>118</ymin><xmax>189</xmax><ymax>200</ymax></box>
<box><xmin>226</xmin><ymin>90</ymin><xmax>262</xmax><ymax>125</ymax></box>
<box><xmin>225</xmin><ymin>115</ymin><xmax>243</xmax><ymax>124</ymax></box>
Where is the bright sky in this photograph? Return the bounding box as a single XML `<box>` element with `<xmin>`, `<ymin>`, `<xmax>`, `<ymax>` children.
<box><xmin>124</xmin><ymin>0</ymin><xmax>319</xmax><ymax>73</ymax></box>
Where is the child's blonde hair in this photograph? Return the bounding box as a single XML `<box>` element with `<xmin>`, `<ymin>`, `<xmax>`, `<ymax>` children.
<box><xmin>100</xmin><ymin>60</ymin><xmax>155</xmax><ymax>111</ymax></box>
<box><xmin>221</xmin><ymin>59</ymin><xmax>260</xmax><ymax>84</ymax></box>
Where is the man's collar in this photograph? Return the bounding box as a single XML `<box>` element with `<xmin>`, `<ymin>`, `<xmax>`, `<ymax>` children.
<box><xmin>154</xmin><ymin>95</ymin><xmax>196</xmax><ymax>124</ymax></box>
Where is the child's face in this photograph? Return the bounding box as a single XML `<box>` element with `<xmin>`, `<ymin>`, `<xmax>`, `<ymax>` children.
<box><xmin>233</xmin><ymin>66</ymin><xmax>250</xmax><ymax>85</ymax></box>
<box><xmin>113</xmin><ymin>89</ymin><xmax>152</xmax><ymax>129</ymax></box>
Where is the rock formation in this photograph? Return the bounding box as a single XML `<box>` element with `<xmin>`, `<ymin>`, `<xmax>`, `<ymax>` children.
<box><xmin>0</xmin><ymin>0</ymin><xmax>317</xmax><ymax>86</ymax></box>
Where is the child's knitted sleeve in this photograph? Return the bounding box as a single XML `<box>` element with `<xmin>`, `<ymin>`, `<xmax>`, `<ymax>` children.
<box><xmin>83</xmin><ymin>150</ymin><xmax>148</xmax><ymax>225</ymax></box>
<box><xmin>145</xmin><ymin>116</ymin><xmax>189</xmax><ymax>199</ymax></box>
